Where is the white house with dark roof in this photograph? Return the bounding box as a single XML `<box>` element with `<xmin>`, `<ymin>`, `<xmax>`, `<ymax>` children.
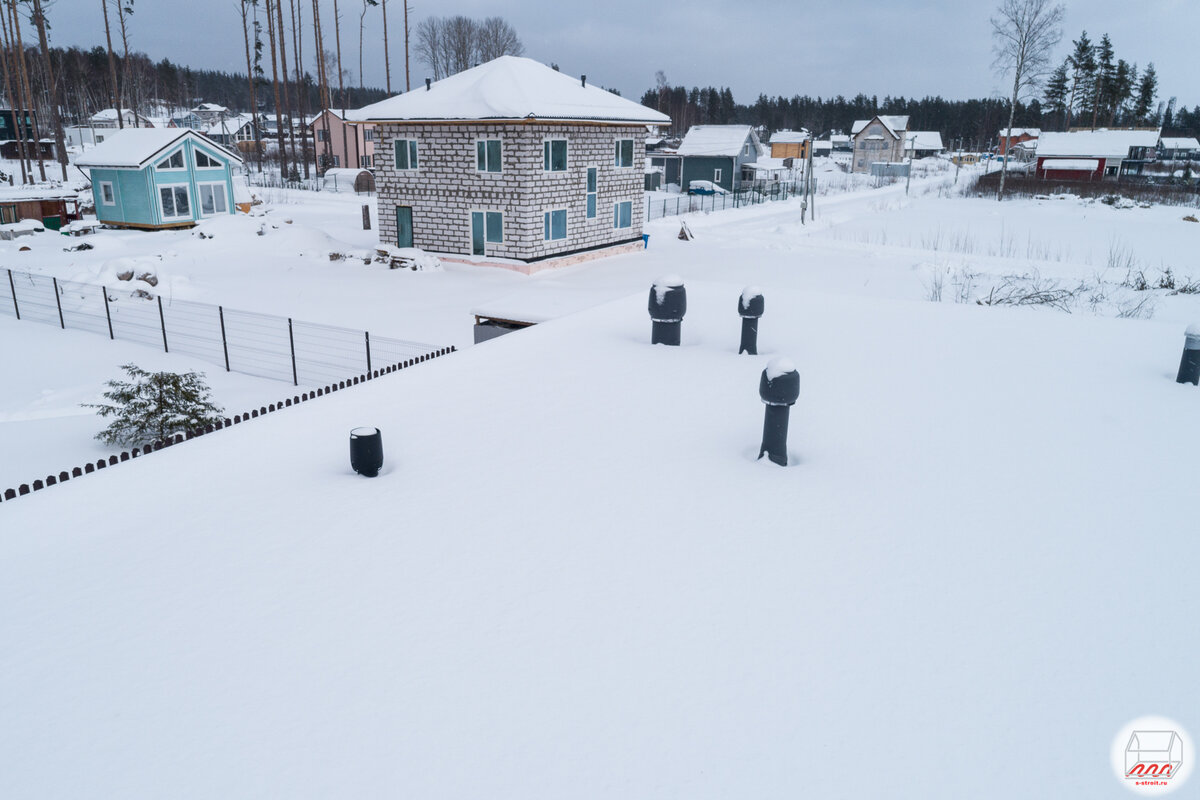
<box><xmin>676</xmin><ymin>125</ymin><xmax>762</xmax><ymax>192</ymax></box>
<box><xmin>349</xmin><ymin>56</ymin><xmax>669</xmax><ymax>271</ymax></box>
<box><xmin>851</xmin><ymin>115</ymin><xmax>909</xmax><ymax>173</ymax></box>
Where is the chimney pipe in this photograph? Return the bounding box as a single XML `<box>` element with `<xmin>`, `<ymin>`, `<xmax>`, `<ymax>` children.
<box><xmin>425</xmin><ymin>77</ymin><xmax>431</xmax><ymax>91</ymax></box>
<box><xmin>581</xmin><ymin>75</ymin><xmax>587</xmax><ymax>88</ymax></box>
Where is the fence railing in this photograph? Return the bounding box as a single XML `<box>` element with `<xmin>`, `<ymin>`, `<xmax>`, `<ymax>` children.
<box><xmin>2</xmin><ymin>268</ymin><xmax>447</xmax><ymax>387</ymax></box>
<box><xmin>646</xmin><ymin>179</ymin><xmax>811</xmax><ymax>221</ymax></box>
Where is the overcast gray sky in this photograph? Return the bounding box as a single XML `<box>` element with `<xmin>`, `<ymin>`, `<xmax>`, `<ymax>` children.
<box><xmin>47</xmin><ymin>0</ymin><xmax>1199</xmax><ymax>109</ymax></box>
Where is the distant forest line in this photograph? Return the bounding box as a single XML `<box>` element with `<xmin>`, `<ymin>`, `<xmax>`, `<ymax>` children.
<box><xmin>20</xmin><ymin>45</ymin><xmax>1200</xmax><ymax>147</ymax></box>
<box><xmin>638</xmin><ymin>85</ymin><xmax>1200</xmax><ymax>149</ymax></box>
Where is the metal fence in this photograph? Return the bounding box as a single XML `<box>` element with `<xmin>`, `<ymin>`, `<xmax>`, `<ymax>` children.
<box><xmin>1</xmin><ymin>268</ymin><xmax>447</xmax><ymax>387</ymax></box>
<box><xmin>645</xmin><ymin>179</ymin><xmax>811</xmax><ymax>221</ymax></box>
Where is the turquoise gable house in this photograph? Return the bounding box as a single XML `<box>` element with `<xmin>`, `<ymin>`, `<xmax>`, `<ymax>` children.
<box><xmin>76</xmin><ymin>129</ymin><xmax>243</xmax><ymax>229</ymax></box>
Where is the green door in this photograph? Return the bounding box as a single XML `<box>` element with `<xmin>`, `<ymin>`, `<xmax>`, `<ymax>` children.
<box><xmin>396</xmin><ymin>206</ymin><xmax>413</xmax><ymax>248</ymax></box>
<box><xmin>470</xmin><ymin>211</ymin><xmax>485</xmax><ymax>255</ymax></box>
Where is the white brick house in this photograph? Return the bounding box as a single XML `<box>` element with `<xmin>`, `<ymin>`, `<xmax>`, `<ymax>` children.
<box><xmin>850</xmin><ymin>115</ymin><xmax>910</xmax><ymax>174</ymax></box>
<box><xmin>351</xmin><ymin>57</ymin><xmax>670</xmax><ymax>268</ymax></box>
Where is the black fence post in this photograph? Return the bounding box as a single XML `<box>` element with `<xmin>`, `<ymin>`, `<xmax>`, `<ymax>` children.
<box><xmin>219</xmin><ymin>305</ymin><xmax>230</xmax><ymax>371</ymax></box>
<box><xmin>288</xmin><ymin>317</ymin><xmax>298</xmax><ymax>386</ymax></box>
<box><xmin>52</xmin><ymin>277</ymin><xmax>64</xmax><ymax>329</ymax></box>
<box><xmin>7</xmin><ymin>268</ymin><xmax>18</xmax><ymax>320</ymax></box>
<box><xmin>365</xmin><ymin>331</ymin><xmax>372</xmax><ymax>374</ymax></box>
<box><xmin>157</xmin><ymin>295</ymin><xmax>168</xmax><ymax>352</ymax></box>
<box><xmin>102</xmin><ymin>285</ymin><xmax>113</xmax><ymax>339</ymax></box>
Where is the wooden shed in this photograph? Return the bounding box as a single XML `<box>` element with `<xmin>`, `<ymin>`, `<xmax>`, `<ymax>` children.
<box><xmin>0</xmin><ymin>188</ymin><xmax>81</xmax><ymax>230</ymax></box>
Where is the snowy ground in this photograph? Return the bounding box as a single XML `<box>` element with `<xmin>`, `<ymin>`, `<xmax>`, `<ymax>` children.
<box><xmin>2</xmin><ymin>167</ymin><xmax>1199</xmax><ymax>797</ymax></box>
<box><xmin>0</xmin><ymin>315</ymin><xmax>314</xmax><ymax>490</ymax></box>
<box><xmin>3</xmin><ymin>279</ymin><xmax>1199</xmax><ymax>798</ymax></box>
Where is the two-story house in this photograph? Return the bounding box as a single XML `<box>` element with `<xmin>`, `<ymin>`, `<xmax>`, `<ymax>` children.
<box><xmin>350</xmin><ymin>56</ymin><xmax>670</xmax><ymax>271</ymax></box>
<box><xmin>850</xmin><ymin>115</ymin><xmax>909</xmax><ymax>173</ymax></box>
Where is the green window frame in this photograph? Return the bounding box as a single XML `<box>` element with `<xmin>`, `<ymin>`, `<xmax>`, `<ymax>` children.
<box><xmin>543</xmin><ymin>209</ymin><xmax>567</xmax><ymax>240</ymax></box>
<box><xmin>476</xmin><ymin>139</ymin><xmax>502</xmax><ymax>172</ymax></box>
<box><xmin>543</xmin><ymin>139</ymin><xmax>567</xmax><ymax>171</ymax></box>
<box><xmin>586</xmin><ymin>167</ymin><xmax>597</xmax><ymax>218</ymax></box>
<box><xmin>614</xmin><ymin>138</ymin><xmax>634</xmax><ymax>168</ymax></box>
<box><xmin>394</xmin><ymin>139</ymin><xmax>418</xmax><ymax>170</ymax></box>
<box><xmin>613</xmin><ymin>200</ymin><xmax>632</xmax><ymax>229</ymax></box>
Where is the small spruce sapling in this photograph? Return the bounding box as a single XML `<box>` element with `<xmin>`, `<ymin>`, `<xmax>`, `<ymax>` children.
<box><xmin>83</xmin><ymin>363</ymin><xmax>224</xmax><ymax>447</ymax></box>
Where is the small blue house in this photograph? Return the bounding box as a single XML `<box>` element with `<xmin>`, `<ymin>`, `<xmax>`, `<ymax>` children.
<box><xmin>76</xmin><ymin>128</ymin><xmax>243</xmax><ymax>229</ymax></box>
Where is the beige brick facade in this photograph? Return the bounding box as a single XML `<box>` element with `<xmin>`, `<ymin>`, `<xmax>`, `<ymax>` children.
<box><xmin>375</xmin><ymin>122</ymin><xmax>647</xmax><ymax>261</ymax></box>
<box><xmin>852</xmin><ymin>120</ymin><xmax>905</xmax><ymax>173</ymax></box>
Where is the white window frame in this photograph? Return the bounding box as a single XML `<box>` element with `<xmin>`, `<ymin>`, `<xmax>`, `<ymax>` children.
<box><xmin>363</xmin><ymin>128</ymin><xmax>375</xmax><ymax>141</ymax></box>
<box><xmin>471</xmin><ymin>209</ymin><xmax>504</xmax><ymax>254</ymax></box>
<box><xmin>613</xmin><ymin>200</ymin><xmax>632</xmax><ymax>230</ymax></box>
<box><xmin>743</xmin><ymin>143</ymin><xmax>751</xmax><ymax>156</ymax></box>
<box><xmin>394</xmin><ymin>138</ymin><xmax>418</xmax><ymax>171</ymax></box>
<box><xmin>156</xmin><ymin>149</ymin><xmax>186</xmax><ymax>171</ymax></box>
<box><xmin>543</xmin><ymin>208</ymin><xmax>567</xmax><ymax>241</ymax></box>
<box><xmin>614</xmin><ymin>138</ymin><xmax>634</xmax><ymax>168</ymax></box>
<box><xmin>99</xmin><ymin>181</ymin><xmax>115</xmax><ymax>206</ymax></box>
<box><xmin>196</xmin><ymin>181</ymin><xmax>229</xmax><ymax>216</ymax></box>
<box><xmin>332</xmin><ymin>154</ymin><xmax>341</xmax><ymax>167</ymax></box>
<box><xmin>194</xmin><ymin>149</ymin><xmax>222</xmax><ymax>169</ymax></box>
<box><xmin>543</xmin><ymin>138</ymin><xmax>568</xmax><ymax>172</ymax></box>
<box><xmin>586</xmin><ymin>166</ymin><xmax>597</xmax><ymax>219</ymax></box>
<box><xmin>158</xmin><ymin>182</ymin><xmax>192</xmax><ymax>220</ymax></box>
<box><xmin>713</xmin><ymin>168</ymin><xmax>722</xmax><ymax>184</ymax></box>
<box><xmin>476</xmin><ymin>138</ymin><xmax>503</xmax><ymax>173</ymax></box>
<box><xmin>360</xmin><ymin>155</ymin><xmax>372</xmax><ymax>169</ymax></box>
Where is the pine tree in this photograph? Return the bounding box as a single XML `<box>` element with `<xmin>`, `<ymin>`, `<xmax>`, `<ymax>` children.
<box><xmin>1044</xmin><ymin>60</ymin><xmax>1069</xmax><ymax>127</ymax></box>
<box><xmin>1090</xmin><ymin>33</ymin><xmax>1115</xmax><ymax>128</ymax></box>
<box><xmin>84</xmin><ymin>364</ymin><xmax>224</xmax><ymax>448</ymax></box>
<box><xmin>1066</xmin><ymin>31</ymin><xmax>1094</xmax><ymax>127</ymax></box>
<box><xmin>1134</xmin><ymin>63</ymin><xmax>1157</xmax><ymax>125</ymax></box>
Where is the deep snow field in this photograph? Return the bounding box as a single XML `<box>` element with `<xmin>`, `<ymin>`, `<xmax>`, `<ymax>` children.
<box><xmin>2</xmin><ymin>167</ymin><xmax>1199</xmax><ymax>798</ymax></box>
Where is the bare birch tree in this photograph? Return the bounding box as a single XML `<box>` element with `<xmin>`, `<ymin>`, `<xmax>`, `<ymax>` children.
<box><xmin>358</xmin><ymin>0</ymin><xmax>376</xmax><ymax>91</ymax></box>
<box><xmin>100</xmin><ymin>0</ymin><xmax>121</xmax><ymax>128</ymax></box>
<box><xmin>239</xmin><ymin>0</ymin><xmax>262</xmax><ymax>171</ymax></box>
<box><xmin>991</xmin><ymin>0</ymin><xmax>1063</xmax><ymax>200</ymax></box>
<box><xmin>29</xmin><ymin>0</ymin><xmax>67</xmax><ymax>180</ymax></box>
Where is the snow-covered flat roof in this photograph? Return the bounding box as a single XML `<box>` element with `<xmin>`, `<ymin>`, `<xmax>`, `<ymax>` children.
<box><xmin>769</xmin><ymin>129</ymin><xmax>809</xmax><ymax>144</ymax></box>
<box><xmin>1160</xmin><ymin>137</ymin><xmax>1200</xmax><ymax>150</ymax></box>
<box><xmin>351</xmin><ymin>56</ymin><xmax>670</xmax><ymax>125</ymax></box>
<box><xmin>74</xmin><ymin>128</ymin><xmax>243</xmax><ymax>169</ymax></box>
<box><xmin>1036</xmin><ymin>130</ymin><xmax>1159</xmax><ymax>158</ymax></box>
<box><xmin>2</xmin><ymin>281</ymin><xmax>1196</xmax><ymax>797</ymax></box>
<box><xmin>677</xmin><ymin>125</ymin><xmax>756</xmax><ymax>157</ymax></box>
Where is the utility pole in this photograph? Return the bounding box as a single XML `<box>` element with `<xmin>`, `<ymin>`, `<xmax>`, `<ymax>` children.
<box><xmin>905</xmin><ymin>134</ymin><xmax>915</xmax><ymax>195</ymax></box>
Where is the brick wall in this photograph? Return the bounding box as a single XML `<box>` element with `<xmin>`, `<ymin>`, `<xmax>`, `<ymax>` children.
<box><xmin>852</xmin><ymin>121</ymin><xmax>905</xmax><ymax>173</ymax></box>
<box><xmin>375</xmin><ymin>122</ymin><xmax>646</xmax><ymax>261</ymax></box>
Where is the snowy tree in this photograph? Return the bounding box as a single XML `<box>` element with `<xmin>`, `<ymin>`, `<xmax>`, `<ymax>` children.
<box><xmin>84</xmin><ymin>364</ymin><xmax>224</xmax><ymax>448</ymax></box>
<box><xmin>991</xmin><ymin>0</ymin><xmax>1063</xmax><ymax>200</ymax></box>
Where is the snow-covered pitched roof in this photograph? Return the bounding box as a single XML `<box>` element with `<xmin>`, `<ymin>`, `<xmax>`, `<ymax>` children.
<box><xmin>1035</xmin><ymin>130</ymin><xmax>1159</xmax><ymax>159</ymax></box>
<box><xmin>851</xmin><ymin>115</ymin><xmax>909</xmax><ymax>137</ymax></box>
<box><xmin>906</xmin><ymin>131</ymin><xmax>944</xmax><ymax>150</ymax></box>
<box><xmin>677</xmin><ymin>125</ymin><xmax>758</xmax><ymax>157</ymax></box>
<box><xmin>999</xmin><ymin>127</ymin><xmax>1041</xmax><ymax>138</ymax></box>
<box><xmin>205</xmin><ymin>114</ymin><xmax>255</xmax><ymax>136</ymax></box>
<box><xmin>1160</xmin><ymin>137</ymin><xmax>1200</xmax><ymax>150</ymax></box>
<box><xmin>74</xmin><ymin>128</ymin><xmax>243</xmax><ymax>169</ymax></box>
<box><xmin>351</xmin><ymin>57</ymin><xmax>669</xmax><ymax>125</ymax></box>
<box><xmin>769</xmin><ymin>129</ymin><xmax>810</xmax><ymax>144</ymax></box>
<box><xmin>90</xmin><ymin>108</ymin><xmax>140</xmax><ymax>122</ymax></box>
<box><xmin>193</xmin><ymin>103</ymin><xmax>229</xmax><ymax>113</ymax></box>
